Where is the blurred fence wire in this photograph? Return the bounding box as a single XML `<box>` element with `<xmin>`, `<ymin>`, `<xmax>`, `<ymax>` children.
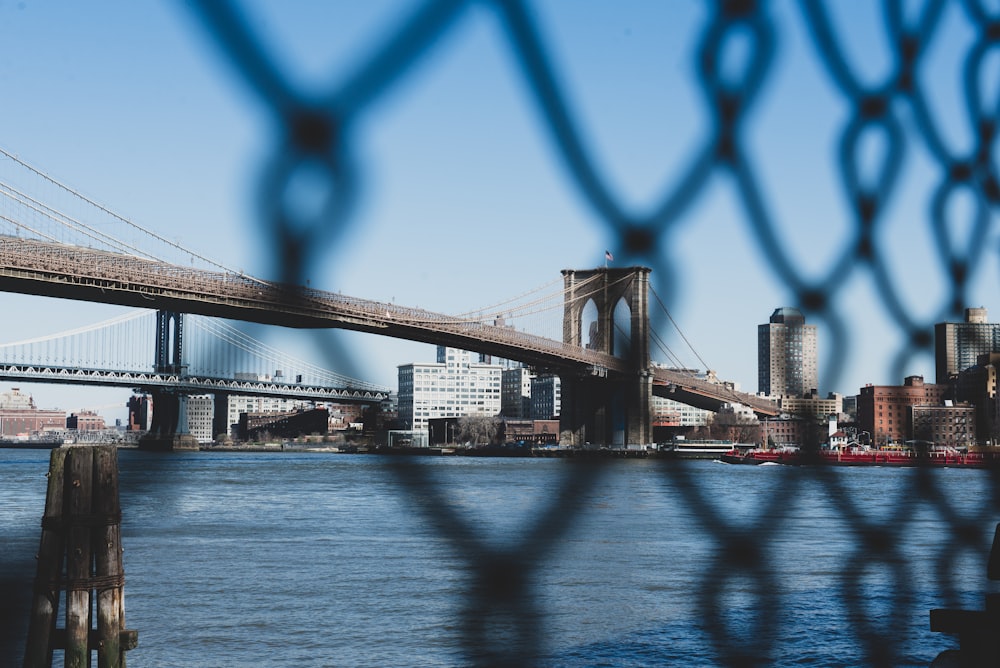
<box><xmin>184</xmin><ymin>1</ymin><xmax>1000</xmax><ymax>666</ymax></box>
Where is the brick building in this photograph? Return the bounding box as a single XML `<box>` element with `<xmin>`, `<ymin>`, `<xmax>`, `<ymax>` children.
<box><xmin>238</xmin><ymin>407</ymin><xmax>329</xmax><ymax>441</ymax></box>
<box><xmin>760</xmin><ymin>416</ymin><xmax>809</xmax><ymax>448</ymax></box>
<box><xmin>910</xmin><ymin>403</ymin><xmax>976</xmax><ymax>448</ymax></box>
<box><xmin>0</xmin><ymin>387</ymin><xmax>66</xmax><ymax>436</ymax></box>
<box><xmin>66</xmin><ymin>410</ymin><xmax>106</xmax><ymax>431</ymax></box>
<box><xmin>857</xmin><ymin>376</ymin><xmax>950</xmax><ymax>446</ymax></box>
<box><xmin>127</xmin><ymin>394</ymin><xmax>152</xmax><ymax>432</ymax></box>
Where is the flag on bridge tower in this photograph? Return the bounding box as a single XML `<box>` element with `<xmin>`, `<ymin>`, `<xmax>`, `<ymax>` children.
<box><xmin>604</xmin><ymin>250</ymin><xmax>613</xmax><ymax>267</ymax></box>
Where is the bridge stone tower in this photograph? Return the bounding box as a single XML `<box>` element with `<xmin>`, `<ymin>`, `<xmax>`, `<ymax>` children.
<box><xmin>560</xmin><ymin>266</ymin><xmax>653</xmax><ymax>446</ymax></box>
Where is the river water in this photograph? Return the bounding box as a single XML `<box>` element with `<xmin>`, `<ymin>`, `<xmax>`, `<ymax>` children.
<box><xmin>2</xmin><ymin>448</ymin><xmax>998</xmax><ymax>667</ymax></box>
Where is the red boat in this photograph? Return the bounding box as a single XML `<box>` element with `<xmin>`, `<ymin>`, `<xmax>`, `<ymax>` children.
<box><xmin>720</xmin><ymin>446</ymin><xmax>999</xmax><ymax>468</ymax></box>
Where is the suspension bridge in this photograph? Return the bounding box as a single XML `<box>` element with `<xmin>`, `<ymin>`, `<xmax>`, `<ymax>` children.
<box><xmin>0</xmin><ymin>309</ymin><xmax>389</xmax><ymax>402</ymax></box>
<box><xmin>0</xmin><ymin>148</ymin><xmax>777</xmax><ymax>445</ymax></box>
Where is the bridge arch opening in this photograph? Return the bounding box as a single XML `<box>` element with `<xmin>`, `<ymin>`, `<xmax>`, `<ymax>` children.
<box><xmin>580</xmin><ymin>299</ymin><xmax>598</xmax><ymax>351</ymax></box>
<box><xmin>612</xmin><ymin>298</ymin><xmax>631</xmax><ymax>359</ymax></box>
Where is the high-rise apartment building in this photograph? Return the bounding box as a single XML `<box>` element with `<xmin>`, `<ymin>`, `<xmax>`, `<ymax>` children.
<box><xmin>530</xmin><ymin>374</ymin><xmax>561</xmax><ymax>420</ymax></box>
<box><xmin>186</xmin><ymin>394</ymin><xmax>215</xmax><ymax>444</ymax></box>
<box><xmin>758</xmin><ymin>307</ymin><xmax>818</xmax><ymax>397</ymax></box>
<box><xmin>501</xmin><ymin>367</ymin><xmax>534</xmax><ymax>418</ymax></box>
<box><xmin>956</xmin><ymin>352</ymin><xmax>1000</xmax><ymax>444</ymax></box>
<box><xmin>397</xmin><ymin>346</ymin><xmax>502</xmax><ymax>433</ymax></box>
<box><xmin>935</xmin><ymin>307</ymin><xmax>1000</xmax><ymax>381</ymax></box>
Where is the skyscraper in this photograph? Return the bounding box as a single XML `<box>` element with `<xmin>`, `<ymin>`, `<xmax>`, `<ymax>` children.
<box><xmin>934</xmin><ymin>307</ymin><xmax>1000</xmax><ymax>382</ymax></box>
<box><xmin>758</xmin><ymin>307</ymin><xmax>818</xmax><ymax>397</ymax></box>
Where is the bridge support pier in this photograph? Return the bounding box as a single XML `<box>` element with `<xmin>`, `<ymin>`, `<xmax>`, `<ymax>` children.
<box><xmin>139</xmin><ymin>311</ymin><xmax>198</xmax><ymax>451</ymax></box>
<box><xmin>559</xmin><ymin>267</ymin><xmax>653</xmax><ymax>447</ymax></box>
<box><xmin>560</xmin><ymin>372</ymin><xmax>653</xmax><ymax>447</ymax></box>
<box><xmin>138</xmin><ymin>390</ymin><xmax>199</xmax><ymax>451</ymax></box>
<box><xmin>212</xmin><ymin>391</ymin><xmax>232</xmax><ymax>443</ymax></box>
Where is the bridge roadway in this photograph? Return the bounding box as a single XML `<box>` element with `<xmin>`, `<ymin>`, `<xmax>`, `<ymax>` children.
<box><xmin>0</xmin><ymin>236</ymin><xmax>779</xmax><ymax>416</ymax></box>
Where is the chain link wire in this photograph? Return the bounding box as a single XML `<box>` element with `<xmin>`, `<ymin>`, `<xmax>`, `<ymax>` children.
<box><xmin>186</xmin><ymin>1</ymin><xmax>1000</xmax><ymax>665</ymax></box>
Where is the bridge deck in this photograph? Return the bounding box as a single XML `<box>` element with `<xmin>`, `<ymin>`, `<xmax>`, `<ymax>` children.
<box><xmin>0</xmin><ymin>236</ymin><xmax>777</xmax><ymax>414</ymax></box>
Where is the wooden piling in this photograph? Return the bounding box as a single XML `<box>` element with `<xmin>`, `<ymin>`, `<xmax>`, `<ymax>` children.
<box><xmin>22</xmin><ymin>447</ymin><xmax>67</xmax><ymax>667</ymax></box>
<box><xmin>93</xmin><ymin>447</ymin><xmax>123</xmax><ymax>668</ymax></box>
<box><xmin>22</xmin><ymin>445</ymin><xmax>136</xmax><ymax>668</ymax></box>
<box><xmin>64</xmin><ymin>446</ymin><xmax>94</xmax><ymax>668</ymax></box>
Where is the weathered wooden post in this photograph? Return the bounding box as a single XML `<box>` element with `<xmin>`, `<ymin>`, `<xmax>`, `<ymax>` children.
<box><xmin>93</xmin><ymin>446</ymin><xmax>125</xmax><ymax>668</ymax></box>
<box><xmin>64</xmin><ymin>445</ymin><xmax>93</xmax><ymax>668</ymax></box>
<box><xmin>23</xmin><ymin>445</ymin><xmax>136</xmax><ymax>668</ymax></box>
<box><xmin>22</xmin><ymin>447</ymin><xmax>67</xmax><ymax>667</ymax></box>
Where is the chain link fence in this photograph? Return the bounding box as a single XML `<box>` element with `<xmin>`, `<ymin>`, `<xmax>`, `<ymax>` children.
<box><xmin>4</xmin><ymin>1</ymin><xmax>995</xmax><ymax>666</ymax></box>
<box><xmin>180</xmin><ymin>1</ymin><xmax>1000</xmax><ymax>665</ymax></box>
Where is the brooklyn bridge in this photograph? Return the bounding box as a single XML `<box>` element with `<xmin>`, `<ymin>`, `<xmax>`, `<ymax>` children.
<box><xmin>0</xmin><ymin>149</ymin><xmax>777</xmax><ymax>446</ymax></box>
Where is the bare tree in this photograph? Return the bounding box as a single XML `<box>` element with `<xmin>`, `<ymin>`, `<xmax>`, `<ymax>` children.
<box><xmin>708</xmin><ymin>413</ymin><xmax>761</xmax><ymax>443</ymax></box>
<box><xmin>458</xmin><ymin>414</ymin><xmax>500</xmax><ymax>445</ymax></box>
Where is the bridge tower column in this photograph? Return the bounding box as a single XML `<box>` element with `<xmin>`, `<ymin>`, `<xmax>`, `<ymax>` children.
<box><xmin>559</xmin><ymin>267</ymin><xmax>652</xmax><ymax>446</ymax></box>
<box><xmin>154</xmin><ymin>310</ymin><xmax>185</xmax><ymax>375</ymax></box>
<box><xmin>140</xmin><ymin>310</ymin><xmax>198</xmax><ymax>451</ymax></box>
<box><xmin>212</xmin><ymin>391</ymin><xmax>232</xmax><ymax>444</ymax></box>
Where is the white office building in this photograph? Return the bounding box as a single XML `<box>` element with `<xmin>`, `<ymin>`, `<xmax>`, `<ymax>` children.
<box><xmin>652</xmin><ymin>395</ymin><xmax>713</xmax><ymax>427</ymax></box>
<box><xmin>185</xmin><ymin>394</ymin><xmax>215</xmax><ymax>444</ymax></box>
<box><xmin>398</xmin><ymin>347</ymin><xmax>503</xmax><ymax>433</ymax></box>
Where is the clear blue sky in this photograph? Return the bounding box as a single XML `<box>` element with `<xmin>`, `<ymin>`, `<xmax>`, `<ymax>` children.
<box><xmin>0</xmin><ymin>1</ymin><xmax>995</xmax><ymax>423</ymax></box>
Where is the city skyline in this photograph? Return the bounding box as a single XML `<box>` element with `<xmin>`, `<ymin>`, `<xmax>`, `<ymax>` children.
<box><xmin>0</xmin><ymin>3</ymin><xmax>996</xmax><ymax>421</ymax></box>
<box><xmin>0</xmin><ymin>292</ymin><xmax>992</xmax><ymax>424</ymax></box>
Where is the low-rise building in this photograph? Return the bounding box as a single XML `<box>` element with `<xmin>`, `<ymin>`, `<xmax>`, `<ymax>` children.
<box><xmin>761</xmin><ymin>416</ymin><xmax>809</xmax><ymax>448</ymax></box>
<box><xmin>779</xmin><ymin>391</ymin><xmax>843</xmax><ymax>420</ymax></box>
<box><xmin>239</xmin><ymin>408</ymin><xmax>329</xmax><ymax>441</ymax></box>
<box><xmin>496</xmin><ymin>418</ymin><xmax>560</xmax><ymax>445</ymax></box>
<box><xmin>857</xmin><ymin>375</ymin><xmax>952</xmax><ymax>446</ymax></box>
<box><xmin>226</xmin><ymin>395</ymin><xmax>313</xmax><ymax>436</ymax></box>
<box><xmin>910</xmin><ymin>403</ymin><xmax>976</xmax><ymax>448</ymax></box>
<box><xmin>66</xmin><ymin>411</ymin><xmax>106</xmax><ymax>431</ymax></box>
<box><xmin>0</xmin><ymin>387</ymin><xmax>65</xmax><ymax>436</ymax></box>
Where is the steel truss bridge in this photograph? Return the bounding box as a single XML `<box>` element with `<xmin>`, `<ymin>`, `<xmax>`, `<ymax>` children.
<box><xmin>0</xmin><ymin>363</ymin><xmax>387</xmax><ymax>403</ymax></box>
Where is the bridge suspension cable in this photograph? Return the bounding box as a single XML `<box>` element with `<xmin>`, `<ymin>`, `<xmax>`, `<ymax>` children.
<box><xmin>0</xmin><ymin>308</ymin><xmax>387</xmax><ymax>392</ymax></box>
<box><xmin>389</xmin><ymin>272</ymin><xmax>627</xmax><ymax>328</ymax></box>
<box><xmin>185</xmin><ymin>316</ymin><xmax>385</xmax><ymax>391</ymax></box>
<box><xmin>0</xmin><ymin>310</ymin><xmax>149</xmax><ymax>349</ymax></box>
<box><xmin>0</xmin><ymin>147</ymin><xmax>266</xmax><ymax>285</ymax></box>
<box><xmin>0</xmin><ymin>181</ymin><xmax>156</xmax><ymax>260</ymax></box>
<box><xmin>648</xmin><ymin>285</ymin><xmax>713</xmax><ymax>374</ymax></box>
<box><xmin>453</xmin><ymin>276</ymin><xmax>566</xmax><ymax>319</ymax></box>
<box><xmin>649</xmin><ymin>328</ymin><xmax>693</xmax><ymax>372</ymax></box>
<box><xmin>462</xmin><ymin>273</ymin><xmax>631</xmax><ymax>322</ymax></box>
